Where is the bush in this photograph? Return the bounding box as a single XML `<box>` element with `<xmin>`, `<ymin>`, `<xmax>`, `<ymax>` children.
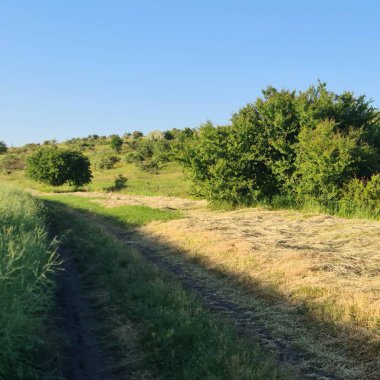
<box><xmin>339</xmin><ymin>175</ymin><xmax>380</xmax><ymax>218</ymax></box>
<box><xmin>110</xmin><ymin>134</ymin><xmax>123</xmax><ymax>153</ymax></box>
<box><xmin>293</xmin><ymin>120</ymin><xmax>373</xmax><ymax>206</ymax></box>
<box><xmin>94</xmin><ymin>155</ymin><xmax>120</xmax><ymax>171</ymax></box>
<box><xmin>125</xmin><ymin>139</ymin><xmax>171</xmax><ymax>173</ymax></box>
<box><xmin>26</xmin><ymin>147</ymin><xmax>92</xmax><ymax>187</ymax></box>
<box><xmin>147</xmin><ymin>130</ymin><xmax>164</xmax><ymax>140</ymax></box>
<box><xmin>0</xmin><ymin>141</ymin><xmax>7</xmax><ymax>154</ymax></box>
<box><xmin>137</xmin><ymin>159</ymin><xmax>161</xmax><ymax>174</ymax></box>
<box><xmin>106</xmin><ymin>174</ymin><xmax>128</xmax><ymax>191</ymax></box>
<box><xmin>132</xmin><ymin>131</ymin><xmax>144</xmax><ymax>139</ymax></box>
<box><xmin>0</xmin><ymin>154</ymin><xmax>25</xmax><ymax>171</ymax></box>
<box><xmin>178</xmin><ymin>82</ymin><xmax>380</xmax><ymax>207</ymax></box>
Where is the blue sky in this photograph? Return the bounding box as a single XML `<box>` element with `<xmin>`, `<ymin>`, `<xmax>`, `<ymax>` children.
<box><xmin>1</xmin><ymin>0</ymin><xmax>379</xmax><ymax>146</ymax></box>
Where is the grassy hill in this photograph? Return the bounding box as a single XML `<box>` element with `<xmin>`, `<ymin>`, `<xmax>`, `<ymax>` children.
<box><xmin>0</xmin><ymin>137</ymin><xmax>191</xmax><ymax>197</ymax></box>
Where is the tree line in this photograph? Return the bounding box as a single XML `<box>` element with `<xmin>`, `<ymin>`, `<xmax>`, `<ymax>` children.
<box><xmin>4</xmin><ymin>82</ymin><xmax>380</xmax><ymax>217</ymax></box>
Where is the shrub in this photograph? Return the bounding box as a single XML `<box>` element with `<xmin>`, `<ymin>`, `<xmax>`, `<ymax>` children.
<box><xmin>125</xmin><ymin>139</ymin><xmax>170</xmax><ymax>173</ymax></box>
<box><xmin>26</xmin><ymin>147</ymin><xmax>92</xmax><ymax>187</ymax></box>
<box><xmin>106</xmin><ymin>174</ymin><xmax>128</xmax><ymax>191</ymax></box>
<box><xmin>132</xmin><ymin>131</ymin><xmax>144</xmax><ymax>139</ymax></box>
<box><xmin>94</xmin><ymin>155</ymin><xmax>120</xmax><ymax>171</ymax></box>
<box><xmin>110</xmin><ymin>134</ymin><xmax>123</xmax><ymax>153</ymax></box>
<box><xmin>339</xmin><ymin>175</ymin><xmax>380</xmax><ymax>218</ymax></box>
<box><xmin>137</xmin><ymin>159</ymin><xmax>161</xmax><ymax>174</ymax></box>
<box><xmin>178</xmin><ymin>82</ymin><xmax>380</xmax><ymax>206</ymax></box>
<box><xmin>293</xmin><ymin>120</ymin><xmax>372</xmax><ymax>206</ymax></box>
<box><xmin>0</xmin><ymin>141</ymin><xmax>7</xmax><ymax>154</ymax></box>
<box><xmin>147</xmin><ymin>130</ymin><xmax>164</xmax><ymax>140</ymax></box>
<box><xmin>0</xmin><ymin>154</ymin><xmax>25</xmax><ymax>171</ymax></box>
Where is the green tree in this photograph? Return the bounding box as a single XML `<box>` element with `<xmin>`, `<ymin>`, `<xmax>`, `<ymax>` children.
<box><xmin>110</xmin><ymin>134</ymin><xmax>123</xmax><ymax>153</ymax></box>
<box><xmin>26</xmin><ymin>148</ymin><xmax>92</xmax><ymax>187</ymax></box>
<box><xmin>177</xmin><ymin>83</ymin><xmax>380</xmax><ymax>205</ymax></box>
<box><xmin>0</xmin><ymin>141</ymin><xmax>7</xmax><ymax>154</ymax></box>
<box><xmin>132</xmin><ymin>131</ymin><xmax>144</xmax><ymax>139</ymax></box>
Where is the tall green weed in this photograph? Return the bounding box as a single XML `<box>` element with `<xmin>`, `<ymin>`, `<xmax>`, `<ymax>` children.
<box><xmin>0</xmin><ymin>188</ymin><xmax>59</xmax><ymax>379</ymax></box>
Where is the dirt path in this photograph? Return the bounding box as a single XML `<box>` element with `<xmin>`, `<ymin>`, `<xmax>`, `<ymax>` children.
<box><xmin>54</xmin><ymin>246</ymin><xmax>117</xmax><ymax>380</ymax></box>
<box><xmin>70</xmin><ymin>209</ymin><xmax>340</xmax><ymax>380</ymax></box>
<box><xmin>47</xmin><ymin>192</ymin><xmax>379</xmax><ymax>379</ymax></box>
<box><xmin>134</xmin><ymin>239</ymin><xmax>334</xmax><ymax>380</ymax></box>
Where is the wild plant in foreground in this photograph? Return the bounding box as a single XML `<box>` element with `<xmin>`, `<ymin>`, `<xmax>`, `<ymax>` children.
<box><xmin>0</xmin><ymin>188</ymin><xmax>59</xmax><ymax>379</ymax></box>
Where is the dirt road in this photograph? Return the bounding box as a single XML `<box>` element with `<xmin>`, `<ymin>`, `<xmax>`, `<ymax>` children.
<box><xmin>48</xmin><ymin>192</ymin><xmax>380</xmax><ymax>379</ymax></box>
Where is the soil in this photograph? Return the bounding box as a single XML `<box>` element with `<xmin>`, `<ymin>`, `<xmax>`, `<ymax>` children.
<box><xmin>54</xmin><ymin>246</ymin><xmax>117</xmax><ymax>380</ymax></box>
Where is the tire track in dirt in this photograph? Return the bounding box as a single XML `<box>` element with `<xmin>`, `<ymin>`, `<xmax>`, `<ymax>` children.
<box><xmin>44</xmin><ymin>192</ymin><xmax>379</xmax><ymax>379</ymax></box>
<box><xmin>54</xmin><ymin>246</ymin><xmax>118</xmax><ymax>380</ymax></box>
<box><xmin>78</xmin><ymin>212</ymin><xmax>336</xmax><ymax>380</ymax></box>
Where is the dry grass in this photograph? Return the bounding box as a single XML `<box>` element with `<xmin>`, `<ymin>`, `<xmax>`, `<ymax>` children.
<box><xmin>60</xmin><ymin>190</ymin><xmax>207</xmax><ymax>210</ymax></box>
<box><xmin>41</xmin><ymin>191</ymin><xmax>380</xmax><ymax>377</ymax></box>
<box><xmin>71</xmin><ymin>191</ymin><xmax>380</xmax><ymax>338</ymax></box>
<box><xmin>140</xmin><ymin>207</ymin><xmax>380</xmax><ymax>360</ymax></box>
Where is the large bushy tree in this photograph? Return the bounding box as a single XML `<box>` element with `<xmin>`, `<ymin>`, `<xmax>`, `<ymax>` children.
<box><xmin>26</xmin><ymin>148</ymin><xmax>92</xmax><ymax>187</ymax></box>
<box><xmin>178</xmin><ymin>82</ymin><xmax>380</xmax><ymax>205</ymax></box>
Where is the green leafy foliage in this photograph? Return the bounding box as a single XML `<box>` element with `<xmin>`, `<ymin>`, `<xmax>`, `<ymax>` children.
<box><xmin>0</xmin><ymin>141</ymin><xmax>7</xmax><ymax>154</ymax></box>
<box><xmin>339</xmin><ymin>174</ymin><xmax>380</xmax><ymax>218</ymax></box>
<box><xmin>26</xmin><ymin>147</ymin><xmax>92</xmax><ymax>187</ymax></box>
<box><xmin>132</xmin><ymin>130</ymin><xmax>144</xmax><ymax>139</ymax></box>
<box><xmin>0</xmin><ymin>153</ymin><xmax>25</xmax><ymax>171</ymax></box>
<box><xmin>106</xmin><ymin>174</ymin><xmax>128</xmax><ymax>191</ymax></box>
<box><xmin>178</xmin><ymin>83</ymin><xmax>380</xmax><ymax>210</ymax></box>
<box><xmin>293</xmin><ymin>120</ymin><xmax>374</xmax><ymax>205</ymax></box>
<box><xmin>110</xmin><ymin>134</ymin><xmax>123</xmax><ymax>153</ymax></box>
<box><xmin>94</xmin><ymin>155</ymin><xmax>120</xmax><ymax>171</ymax></box>
<box><xmin>125</xmin><ymin>138</ymin><xmax>172</xmax><ymax>173</ymax></box>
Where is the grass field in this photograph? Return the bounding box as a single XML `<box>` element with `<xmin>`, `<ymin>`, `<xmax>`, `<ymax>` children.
<box><xmin>41</xmin><ymin>194</ymin><xmax>182</xmax><ymax>227</ymax></box>
<box><xmin>1</xmin><ymin>142</ymin><xmax>380</xmax><ymax>378</ymax></box>
<box><xmin>45</xmin><ymin>190</ymin><xmax>379</xmax><ymax>378</ymax></box>
<box><xmin>142</xmin><ymin>206</ymin><xmax>380</xmax><ymax>378</ymax></box>
<box><xmin>0</xmin><ymin>187</ymin><xmax>59</xmax><ymax>379</ymax></box>
<box><xmin>0</xmin><ymin>145</ymin><xmax>191</xmax><ymax>197</ymax></box>
<box><xmin>45</xmin><ymin>197</ymin><xmax>289</xmax><ymax>379</ymax></box>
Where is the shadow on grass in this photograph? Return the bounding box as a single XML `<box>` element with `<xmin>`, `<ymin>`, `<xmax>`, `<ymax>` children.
<box><xmin>42</xmin><ymin>198</ymin><xmax>380</xmax><ymax>380</ymax></box>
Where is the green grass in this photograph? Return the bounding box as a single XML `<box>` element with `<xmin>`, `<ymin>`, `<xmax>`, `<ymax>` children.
<box><xmin>90</xmin><ymin>161</ymin><xmax>191</xmax><ymax>197</ymax></box>
<box><xmin>42</xmin><ymin>194</ymin><xmax>182</xmax><ymax>227</ymax></box>
<box><xmin>0</xmin><ymin>144</ymin><xmax>191</xmax><ymax>197</ymax></box>
<box><xmin>45</xmin><ymin>197</ymin><xmax>289</xmax><ymax>380</ymax></box>
<box><xmin>0</xmin><ymin>187</ymin><xmax>60</xmax><ymax>379</ymax></box>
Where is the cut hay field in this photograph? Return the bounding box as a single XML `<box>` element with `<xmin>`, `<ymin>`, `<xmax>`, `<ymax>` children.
<box><xmin>1</xmin><ymin>158</ymin><xmax>380</xmax><ymax>378</ymax></box>
<box><xmin>39</xmin><ymin>190</ymin><xmax>380</xmax><ymax>379</ymax></box>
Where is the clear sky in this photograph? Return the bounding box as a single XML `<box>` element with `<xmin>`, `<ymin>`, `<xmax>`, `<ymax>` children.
<box><xmin>1</xmin><ymin>0</ymin><xmax>379</xmax><ymax>146</ymax></box>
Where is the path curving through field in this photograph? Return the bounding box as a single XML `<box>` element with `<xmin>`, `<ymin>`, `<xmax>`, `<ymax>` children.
<box><xmin>46</xmin><ymin>191</ymin><xmax>380</xmax><ymax>379</ymax></box>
